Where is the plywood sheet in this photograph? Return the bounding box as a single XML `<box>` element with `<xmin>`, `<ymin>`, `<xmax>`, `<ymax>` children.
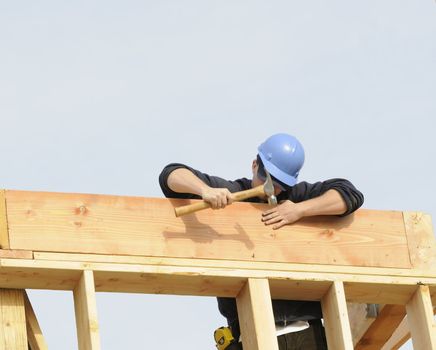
<box><xmin>5</xmin><ymin>190</ymin><xmax>411</xmax><ymax>268</ymax></box>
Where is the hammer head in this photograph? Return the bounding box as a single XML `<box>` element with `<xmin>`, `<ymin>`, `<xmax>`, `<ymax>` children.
<box><xmin>263</xmin><ymin>169</ymin><xmax>278</xmax><ymax>206</ymax></box>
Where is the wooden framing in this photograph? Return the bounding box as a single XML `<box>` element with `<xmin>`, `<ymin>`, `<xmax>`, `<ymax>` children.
<box><xmin>0</xmin><ymin>190</ymin><xmax>9</xmax><ymax>249</ymax></box>
<box><xmin>0</xmin><ymin>189</ymin><xmax>435</xmax><ymax>349</ymax></box>
<box><xmin>236</xmin><ymin>278</ymin><xmax>278</xmax><ymax>350</ymax></box>
<box><xmin>321</xmin><ymin>281</ymin><xmax>353</xmax><ymax>349</ymax></box>
<box><xmin>24</xmin><ymin>291</ymin><xmax>48</xmax><ymax>350</ymax></box>
<box><xmin>73</xmin><ymin>270</ymin><xmax>100</xmax><ymax>350</ymax></box>
<box><xmin>0</xmin><ymin>289</ymin><xmax>27</xmax><ymax>349</ymax></box>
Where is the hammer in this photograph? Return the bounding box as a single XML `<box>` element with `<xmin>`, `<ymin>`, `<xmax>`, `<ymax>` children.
<box><xmin>174</xmin><ymin>169</ymin><xmax>278</xmax><ymax>217</ymax></box>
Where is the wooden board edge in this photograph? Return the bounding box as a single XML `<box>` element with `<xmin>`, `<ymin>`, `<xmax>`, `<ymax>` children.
<box><xmin>0</xmin><ymin>190</ymin><xmax>9</xmax><ymax>249</ymax></box>
<box><xmin>403</xmin><ymin>211</ymin><xmax>436</xmax><ymax>270</ymax></box>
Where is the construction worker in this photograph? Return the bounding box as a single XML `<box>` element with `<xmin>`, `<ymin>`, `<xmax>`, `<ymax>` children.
<box><xmin>159</xmin><ymin>133</ymin><xmax>364</xmax><ymax>350</ymax></box>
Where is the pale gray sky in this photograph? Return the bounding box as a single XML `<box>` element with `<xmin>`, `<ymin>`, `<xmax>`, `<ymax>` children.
<box><xmin>1</xmin><ymin>1</ymin><xmax>435</xmax><ymax>349</ymax></box>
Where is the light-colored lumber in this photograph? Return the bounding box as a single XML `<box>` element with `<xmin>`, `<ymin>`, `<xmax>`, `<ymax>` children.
<box><xmin>381</xmin><ymin>316</ymin><xmax>409</xmax><ymax>350</ymax></box>
<box><xmin>236</xmin><ymin>278</ymin><xmax>278</xmax><ymax>350</ymax></box>
<box><xmin>348</xmin><ymin>303</ymin><xmax>378</xmax><ymax>346</ymax></box>
<box><xmin>33</xmin><ymin>251</ymin><xmax>436</xmax><ymax>279</ymax></box>
<box><xmin>73</xmin><ymin>270</ymin><xmax>101</xmax><ymax>350</ymax></box>
<box><xmin>404</xmin><ymin>212</ymin><xmax>436</xmax><ymax>270</ymax></box>
<box><xmin>354</xmin><ymin>304</ymin><xmax>405</xmax><ymax>350</ymax></box>
<box><xmin>381</xmin><ymin>307</ymin><xmax>436</xmax><ymax>350</ymax></box>
<box><xmin>405</xmin><ymin>285</ymin><xmax>436</xmax><ymax>350</ymax></box>
<box><xmin>0</xmin><ymin>289</ymin><xmax>27</xmax><ymax>350</ymax></box>
<box><xmin>0</xmin><ymin>249</ymin><xmax>33</xmax><ymax>259</ymax></box>
<box><xmin>321</xmin><ymin>281</ymin><xmax>353</xmax><ymax>350</ymax></box>
<box><xmin>0</xmin><ymin>190</ymin><xmax>9</xmax><ymax>249</ymax></box>
<box><xmin>5</xmin><ymin>190</ymin><xmax>412</xmax><ymax>268</ymax></box>
<box><xmin>24</xmin><ymin>291</ymin><xmax>48</xmax><ymax>350</ymax></box>
<box><xmin>1</xmin><ymin>257</ymin><xmax>436</xmax><ymax>304</ymax></box>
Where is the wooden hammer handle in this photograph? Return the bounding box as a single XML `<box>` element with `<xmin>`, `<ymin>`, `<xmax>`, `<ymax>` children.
<box><xmin>174</xmin><ymin>185</ymin><xmax>265</xmax><ymax>217</ymax></box>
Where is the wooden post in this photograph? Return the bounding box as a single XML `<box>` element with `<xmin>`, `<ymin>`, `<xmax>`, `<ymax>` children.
<box><xmin>24</xmin><ymin>291</ymin><xmax>48</xmax><ymax>350</ymax></box>
<box><xmin>321</xmin><ymin>281</ymin><xmax>353</xmax><ymax>350</ymax></box>
<box><xmin>73</xmin><ymin>270</ymin><xmax>101</xmax><ymax>350</ymax></box>
<box><xmin>236</xmin><ymin>278</ymin><xmax>278</xmax><ymax>350</ymax></box>
<box><xmin>405</xmin><ymin>285</ymin><xmax>436</xmax><ymax>350</ymax></box>
<box><xmin>0</xmin><ymin>289</ymin><xmax>27</xmax><ymax>349</ymax></box>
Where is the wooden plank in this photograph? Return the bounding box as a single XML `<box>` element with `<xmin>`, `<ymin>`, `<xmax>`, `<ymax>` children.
<box><xmin>73</xmin><ymin>270</ymin><xmax>100</xmax><ymax>350</ymax></box>
<box><xmin>0</xmin><ymin>249</ymin><xmax>33</xmax><ymax>259</ymax></box>
<box><xmin>33</xmin><ymin>251</ymin><xmax>436</xmax><ymax>278</ymax></box>
<box><xmin>5</xmin><ymin>190</ymin><xmax>412</xmax><ymax>268</ymax></box>
<box><xmin>321</xmin><ymin>281</ymin><xmax>353</xmax><ymax>350</ymax></box>
<box><xmin>24</xmin><ymin>291</ymin><xmax>48</xmax><ymax>350</ymax></box>
<box><xmin>1</xmin><ymin>258</ymin><xmax>436</xmax><ymax>303</ymax></box>
<box><xmin>381</xmin><ymin>316</ymin><xmax>409</xmax><ymax>350</ymax></box>
<box><xmin>404</xmin><ymin>212</ymin><xmax>436</xmax><ymax>270</ymax></box>
<box><xmin>0</xmin><ymin>289</ymin><xmax>27</xmax><ymax>350</ymax></box>
<box><xmin>354</xmin><ymin>304</ymin><xmax>405</xmax><ymax>350</ymax></box>
<box><xmin>236</xmin><ymin>278</ymin><xmax>278</xmax><ymax>350</ymax></box>
<box><xmin>405</xmin><ymin>285</ymin><xmax>436</xmax><ymax>350</ymax></box>
<box><xmin>381</xmin><ymin>307</ymin><xmax>436</xmax><ymax>350</ymax></box>
<box><xmin>0</xmin><ymin>190</ymin><xmax>9</xmax><ymax>249</ymax></box>
<box><xmin>347</xmin><ymin>303</ymin><xmax>378</xmax><ymax>346</ymax></box>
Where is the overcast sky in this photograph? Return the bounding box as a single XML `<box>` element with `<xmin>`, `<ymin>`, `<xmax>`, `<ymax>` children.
<box><xmin>1</xmin><ymin>1</ymin><xmax>435</xmax><ymax>349</ymax></box>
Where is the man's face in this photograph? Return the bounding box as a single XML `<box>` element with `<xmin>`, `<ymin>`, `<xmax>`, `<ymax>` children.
<box><xmin>251</xmin><ymin>160</ymin><xmax>283</xmax><ymax>197</ymax></box>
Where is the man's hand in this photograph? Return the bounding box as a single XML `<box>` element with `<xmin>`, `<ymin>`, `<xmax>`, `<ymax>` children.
<box><xmin>201</xmin><ymin>188</ymin><xmax>234</xmax><ymax>209</ymax></box>
<box><xmin>261</xmin><ymin>200</ymin><xmax>304</xmax><ymax>230</ymax></box>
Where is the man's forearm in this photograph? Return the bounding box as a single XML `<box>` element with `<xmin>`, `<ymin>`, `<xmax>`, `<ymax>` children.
<box><xmin>297</xmin><ymin>189</ymin><xmax>347</xmax><ymax>217</ymax></box>
<box><xmin>167</xmin><ymin>168</ymin><xmax>209</xmax><ymax>195</ymax></box>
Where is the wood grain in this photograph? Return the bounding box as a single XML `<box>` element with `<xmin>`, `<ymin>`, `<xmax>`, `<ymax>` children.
<box><xmin>406</xmin><ymin>285</ymin><xmax>436</xmax><ymax>350</ymax></box>
<box><xmin>0</xmin><ymin>190</ymin><xmax>9</xmax><ymax>249</ymax></box>
<box><xmin>0</xmin><ymin>289</ymin><xmax>27</xmax><ymax>350</ymax></box>
<box><xmin>24</xmin><ymin>291</ymin><xmax>48</xmax><ymax>350</ymax></box>
<box><xmin>74</xmin><ymin>270</ymin><xmax>100</xmax><ymax>350</ymax></box>
<box><xmin>236</xmin><ymin>278</ymin><xmax>278</xmax><ymax>350</ymax></box>
<box><xmin>354</xmin><ymin>304</ymin><xmax>406</xmax><ymax>350</ymax></box>
<box><xmin>5</xmin><ymin>190</ymin><xmax>412</xmax><ymax>268</ymax></box>
<box><xmin>321</xmin><ymin>281</ymin><xmax>353</xmax><ymax>350</ymax></box>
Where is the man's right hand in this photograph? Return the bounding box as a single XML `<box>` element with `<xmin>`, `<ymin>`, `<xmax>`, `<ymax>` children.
<box><xmin>201</xmin><ymin>187</ymin><xmax>234</xmax><ymax>209</ymax></box>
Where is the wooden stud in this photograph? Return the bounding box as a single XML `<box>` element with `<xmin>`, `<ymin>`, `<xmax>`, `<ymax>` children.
<box><xmin>236</xmin><ymin>278</ymin><xmax>278</xmax><ymax>350</ymax></box>
<box><xmin>24</xmin><ymin>291</ymin><xmax>48</xmax><ymax>350</ymax></box>
<box><xmin>321</xmin><ymin>281</ymin><xmax>353</xmax><ymax>350</ymax></box>
<box><xmin>73</xmin><ymin>270</ymin><xmax>101</xmax><ymax>350</ymax></box>
<box><xmin>405</xmin><ymin>285</ymin><xmax>436</xmax><ymax>350</ymax></box>
<box><xmin>0</xmin><ymin>289</ymin><xmax>27</xmax><ymax>350</ymax></box>
<box><xmin>0</xmin><ymin>190</ymin><xmax>9</xmax><ymax>249</ymax></box>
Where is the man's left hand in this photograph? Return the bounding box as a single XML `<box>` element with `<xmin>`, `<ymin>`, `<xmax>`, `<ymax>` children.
<box><xmin>261</xmin><ymin>200</ymin><xmax>304</xmax><ymax>230</ymax></box>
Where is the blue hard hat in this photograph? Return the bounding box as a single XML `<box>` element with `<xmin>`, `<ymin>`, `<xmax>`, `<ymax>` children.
<box><xmin>257</xmin><ymin>133</ymin><xmax>305</xmax><ymax>187</ymax></box>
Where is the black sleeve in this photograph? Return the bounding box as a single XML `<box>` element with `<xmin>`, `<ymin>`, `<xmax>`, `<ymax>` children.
<box><xmin>285</xmin><ymin>178</ymin><xmax>364</xmax><ymax>216</ymax></box>
<box><xmin>158</xmin><ymin>163</ymin><xmax>249</xmax><ymax>199</ymax></box>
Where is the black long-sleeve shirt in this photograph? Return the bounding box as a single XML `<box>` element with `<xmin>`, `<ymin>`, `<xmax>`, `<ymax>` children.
<box><xmin>159</xmin><ymin>163</ymin><xmax>364</xmax><ymax>338</ymax></box>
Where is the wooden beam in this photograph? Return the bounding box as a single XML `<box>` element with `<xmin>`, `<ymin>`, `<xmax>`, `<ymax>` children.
<box><xmin>321</xmin><ymin>281</ymin><xmax>353</xmax><ymax>350</ymax></box>
<box><xmin>347</xmin><ymin>303</ymin><xmax>378</xmax><ymax>346</ymax></box>
<box><xmin>5</xmin><ymin>190</ymin><xmax>413</xmax><ymax>269</ymax></box>
<box><xmin>73</xmin><ymin>270</ymin><xmax>100</xmax><ymax>350</ymax></box>
<box><xmin>381</xmin><ymin>316</ymin><xmax>409</xmax><ymax>350</ymax></box>
<box><xmin>0</xmin><ymin>249</ymin><xmax>33</xmax><ymax>259</ymax></box>
<box><xmin>236</xmin><ymin>278</ymin><xmax>278</xmax><ymax>350</ymax></box>
<box><xmin>354</xmin><ymin>304</ymin><xmax>406</xmax><ymax>350</ymax></box>
<box><xmin>24</xmin><ymin>291</ymin><xmax>48</xmax><ymax>350</ymax></box>
<box><xmin>0</xmin><ymin>289</ymin><xmax>27</xmax><ymax>350</ymax></box>
<box><xmin>0</xmin><ymin>190</ymin><xmax>9</xmax><ymax>249</ymax></box>
<box><xmin>1</xmin><ymin>258</ymin><xmax>436</xmax><ymax>304</ymax></box>
<box><xmin>405</xmin><ymin>285</ymin><xmax>436</xmax><ymax>350</ymax></box>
